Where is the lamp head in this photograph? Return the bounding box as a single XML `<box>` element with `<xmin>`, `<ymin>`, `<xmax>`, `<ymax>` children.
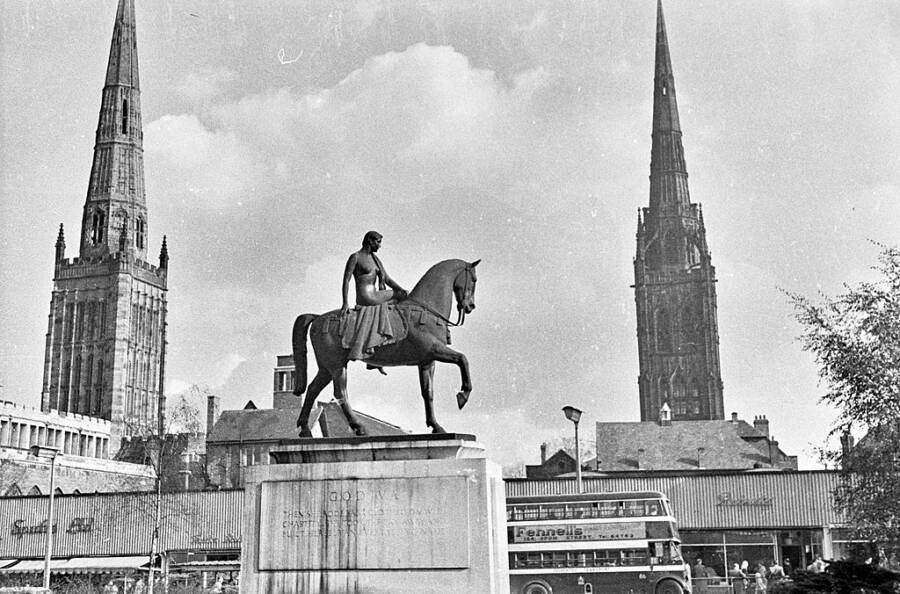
<box><xmin>562</xmin><ymin>405</ymin><xmax>583</xmax><ymax>424</ymax></box>
<box><xmin>29</xmin><ymin>445</ymin><xmax>61</xmax><ymax>460</ymax></box>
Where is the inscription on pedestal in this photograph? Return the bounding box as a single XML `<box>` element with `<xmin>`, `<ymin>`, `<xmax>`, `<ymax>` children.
<box><xmin>258</xmin><ymin>477</ymin><xmax>470</xmax><ymax>570</ymax></box>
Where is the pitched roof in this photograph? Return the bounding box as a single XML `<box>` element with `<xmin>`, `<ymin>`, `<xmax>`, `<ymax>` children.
<box><xmin>595</xmin><ymin>420</ymin><xmax>783</xmax><ymax>471</ymax></box>
<box><xmin>206</xmin><ymin>406</ymin><xmax>317</xmax><ymax>443</ymax></box>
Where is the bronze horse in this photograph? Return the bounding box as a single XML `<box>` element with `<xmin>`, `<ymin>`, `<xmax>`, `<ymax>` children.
<box><xmin>292</xmin><ymin>258</ymin><xmax>480</xmax><ymax>436</ymax></box>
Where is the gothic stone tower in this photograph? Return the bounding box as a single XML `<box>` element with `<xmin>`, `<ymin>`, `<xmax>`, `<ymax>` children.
<box><xmin>634</xmin><ymin>0</ymin><xmax>724</xmax><ymax>422</ymax></box>
<box><xmin>41</xmin><ymin>0</ymin><xmax>168</xmax><ymax>445</ymax></box>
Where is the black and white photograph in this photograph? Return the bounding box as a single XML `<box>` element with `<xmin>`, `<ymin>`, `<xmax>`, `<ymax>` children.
<box><xmin>1</xmin><ymin>1</ymin><xmax>898</xmax><ymax>592</ymax></box>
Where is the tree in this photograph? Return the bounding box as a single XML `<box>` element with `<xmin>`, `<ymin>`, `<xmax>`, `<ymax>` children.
<box><xmin>116</xmin><ymin>384</ymin><xmax>210</xmax><ymax>592</ymax></box>
<box><xmin>788</xmin><ymin>244</ymin><xmax>900</xmax><ymax>545</ymax></box>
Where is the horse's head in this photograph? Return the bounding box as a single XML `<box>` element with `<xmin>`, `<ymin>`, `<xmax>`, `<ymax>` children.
<box><xmin>453</xmin><ymin>260</ymin><xmax>480</xmax><ymax>323</ymax></box>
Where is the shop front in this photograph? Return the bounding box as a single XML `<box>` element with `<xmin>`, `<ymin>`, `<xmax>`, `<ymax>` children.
<box><xmin>0</xmin><ymin>490</ymin><xmax>243</xmax><ymax>592</ymax></box>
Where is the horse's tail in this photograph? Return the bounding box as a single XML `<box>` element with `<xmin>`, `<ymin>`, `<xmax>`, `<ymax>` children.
<box><xmin>291</xmin><ymin>314</ymin><xmax>319</xmax><ymax>395</ymax></box>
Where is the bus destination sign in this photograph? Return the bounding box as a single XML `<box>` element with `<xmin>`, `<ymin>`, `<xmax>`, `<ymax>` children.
<box><xmin>513</xmin><ymin>521</ymin><xmax>646</xmax><ymax>543</ymax></box>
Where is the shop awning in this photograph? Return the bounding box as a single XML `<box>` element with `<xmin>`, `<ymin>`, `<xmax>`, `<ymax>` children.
<box><xmin>3</xmin><ymin>556</ymin><xmax>149</xmax><ymax>574</ymax></box>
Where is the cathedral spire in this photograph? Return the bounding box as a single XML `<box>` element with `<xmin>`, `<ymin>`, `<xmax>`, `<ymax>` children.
<box><xmin>105</xmin><ymin>0</ymin><xmax>140</xmax><ymax>89</ymax></box>
<box><xmin>649</xmin><ymin>0</ymin><xmax>689</xmax><ymax>211</ymax></box>
<box><xmin>80</xmin><ymin>0</ymin><xmax>147</xmax><ymax>261</ymax></box>
<box><xmin>634</xmin><ymin>1</ymin><xmax>724</xmax><ymax>423</ymax></box>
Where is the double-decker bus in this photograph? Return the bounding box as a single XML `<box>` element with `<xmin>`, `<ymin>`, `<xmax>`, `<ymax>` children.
<box><xmin>506</xmin><ymin>491</ymin><xmax>691</xmax><ymax>594</ymax></box>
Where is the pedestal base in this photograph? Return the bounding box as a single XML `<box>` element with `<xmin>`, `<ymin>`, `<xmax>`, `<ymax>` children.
<box><xmin>239</xmin><ymin>435</ymin><xmax>509</xmax><ymax>594</ymax></box>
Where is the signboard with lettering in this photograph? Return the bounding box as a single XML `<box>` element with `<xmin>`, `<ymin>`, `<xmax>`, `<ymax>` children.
<box><xmin>258</xmin><ymin>477</ymin><xmax>470</xmax><ymax>570</ymax></box>
<box><xmin>716</xmin><ymin>492</ymin><xmax>774</xmax><ymax>508</ymax></box>
<box><xmin>511</xmin><ymin>521</ymin><xmax>646</xmax><ymax>543</ymax></box>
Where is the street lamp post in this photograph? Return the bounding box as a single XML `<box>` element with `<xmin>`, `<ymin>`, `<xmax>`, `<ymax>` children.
<box><xmin>562</xmin><ymin>406</ymin><xmax>583</xmax><ymax>493</ymax></box>
<box><xmin>30</xmin><ymin>445</ymin><xmax>61</xmax><ymax>591</ymax></box>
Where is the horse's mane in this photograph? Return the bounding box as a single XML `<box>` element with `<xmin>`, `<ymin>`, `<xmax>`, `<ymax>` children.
<box><xmin>409</xmin><ymin>259</ymin><xmax>468</xmax><ymax>297</ymax></box>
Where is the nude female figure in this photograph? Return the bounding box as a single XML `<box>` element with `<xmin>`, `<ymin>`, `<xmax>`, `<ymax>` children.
<box><xmin>341</xmin><ymin>231</ymin><xmax>407</xmax><ymax>315</ymax></box>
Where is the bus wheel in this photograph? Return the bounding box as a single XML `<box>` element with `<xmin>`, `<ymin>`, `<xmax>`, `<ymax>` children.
<box><xmin>655</xmin><ymin>579</ymin><xmax>684</xmax><ymax>594</ymax></box>
<box><xmin>522</xmin><ymin>581</ymin><xmax>552</xmax><ymax>594</ymax></box>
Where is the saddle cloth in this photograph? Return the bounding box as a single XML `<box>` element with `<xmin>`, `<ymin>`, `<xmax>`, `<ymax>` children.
<box><xmin>335</xmin><ymin>303</ymin><xmax>408</xmax><ymax>361</ymax></box>
<box><xmin>316</xmin><ymin>303</ymin><xmax>450</xmax><ymax>361</ymax></box>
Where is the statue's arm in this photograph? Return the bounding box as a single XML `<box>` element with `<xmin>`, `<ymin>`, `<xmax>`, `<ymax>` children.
<box><xmin>382</xmin><ymin>266</ymin><xmax>406</xmax><ymax>295</ymax></box>
<box><xmin>341</xmin><ymin>254</ymin><xmax>357</xmax><ymax>314</ymax></box>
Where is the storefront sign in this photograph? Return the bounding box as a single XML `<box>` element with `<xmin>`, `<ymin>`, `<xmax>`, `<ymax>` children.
<box><xmin>716</xmin><ymin>492</ymin><xmax>774</xmax><ymax>508</ymax></box>
<box><xmin>512</xmin><ymin>521</ymin><xmax>646</xmax><ymax>543</ymax></box>
<box><xmin>190</xmin><ymin>532</ymin><xmax>241</xmax><ymax>547</ymax></box>
<box><xmin>11</xmin><ymin>517</ymin><xmax>95</xmax><ymax>538</ymax></box>
<box><xmin>11</xmin><ymin>520</ymin><xmax>56</xmax><ymax>538</ymax></box>
<box><xmin>66</xmin><ymin>517</ymin><xmax>94</xmax><ymax>534</ymax></box>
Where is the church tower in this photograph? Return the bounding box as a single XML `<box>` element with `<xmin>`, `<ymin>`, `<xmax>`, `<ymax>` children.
<box><xmin>41</xmin><ymin>0</ymin><xmax>168</xmax><ymax>445</ymax></box>
<box><xmin>634</xmin><ymin>0</ymin><xmax>724</xmax><ymax>422</ymax></box>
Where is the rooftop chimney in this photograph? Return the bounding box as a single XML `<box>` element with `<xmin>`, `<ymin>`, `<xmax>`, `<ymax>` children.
<box><xmin>731</xmin><ymin>412</ymin><xmax>739</xmax><ymax>423</ymax></box>
<box><xmin>753</xmin><ymin>415</ymin><xmax>770</xmax><ymax>438</ymax></box>
<box><xmin>540</xmin><ymin>442</ymin><xmax>548</xmax><ymax>464</ymax></box>
<box><xmin>206</xmin><ymin>394</ymin><xmax>221</xmax><ymax>436</ymax></box>
<box><xmin>768</xmin><ymin>436</ymin><xmax>781</xmax><ymax>466</ymax></box>
<box><xmin>637</xmin><ymin>448</ymin><xmax>647</xmax><ymax>470</ymax></box>
<box><xmin>697</xmin><ymin>447</ymin><xmax>705</xmax><ymax>468</ymax></box>
<box><xmin>839</xmin><ymin>431</ymin><xmax>855</xmax><ymax>467</ymax></box>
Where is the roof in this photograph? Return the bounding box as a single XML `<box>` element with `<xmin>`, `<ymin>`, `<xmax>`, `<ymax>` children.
<box><xmin>594</xmin><ymin>420</ymin><xmax>785</xmax><ymax>471</ymax></box>
<box><xmin>206</xmin><ymin>406</ymin><xmax>321</xmax><ymax>443</ymax></box>
<box><xmin>207</xmin><ymin>401</ymin><xmax>407</xmax><ymax>443</ymax></box>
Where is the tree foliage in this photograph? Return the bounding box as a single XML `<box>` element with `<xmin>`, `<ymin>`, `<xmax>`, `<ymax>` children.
<box><xmin>788</xmin><ymin>245</ymin><xmax>900</xmax><ymax>544</ymax></box>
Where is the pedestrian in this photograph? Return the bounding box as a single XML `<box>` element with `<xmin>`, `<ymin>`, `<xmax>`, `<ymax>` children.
<box><xmin>768</xmin><ymin>559</ymin><xmax>785</xmax><ymax>585</ymax></box>
<box><xmin>729</xmin><ymin>563</ymin><xmax>747</xmax><ymax>594</ymax></box>
<box><xmin>755</xmin><ymin>562</ymin><xmax>768</xmax><ymax>594</ymax></box>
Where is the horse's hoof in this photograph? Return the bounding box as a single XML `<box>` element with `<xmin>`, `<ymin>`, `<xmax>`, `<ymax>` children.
<box><xmin>298</xmin><ymin>428</ymin><xmax>313</xmax><ymax>438</ymax></box>
<box><xmin>429</xmin><ymin>423</ymin><xmax>447</xmax><ymax>434</ymax></box>
<box><xmin>456</xmin><ymin>391</ymin><xmax>470</xmax><ymax>410</ymax></box>
<box><xmin>352</xmin><ymin>425</ymin><xmax>368</xmax><ymax>437</ymax></box>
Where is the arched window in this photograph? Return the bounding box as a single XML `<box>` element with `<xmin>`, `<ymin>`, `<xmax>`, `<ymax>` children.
<box><xmin>28</xmin><ymin>486</ymin><xmax>42</xmax><ymax>496</ymax></box>
<box><xmin>91</xmin><ymin>210</ymin><xmax>106</xmax><ymax>244</ymax></box>
<box><xmin>135</xmin><ymin>218</ymin><xmax>145</xmax><ymax>250</ymax></box>
<box><xmin>656</xmin><ymin>309</ymin><xmax>673</xmax><ymax>352</ymax></box>
<box><xmin>664</xmin><ymin>233</ymin><xmax>682</xmax><ymax>265</ymax></box>
<box><xmin>3</xmin><ymin>484</ymin><xmax>21</xmax><ymax>497</ymax></box>
<box><xmin>122</xmin><ymin>99</ymin><xmax>129</xmax><ymax>134</ymax></box>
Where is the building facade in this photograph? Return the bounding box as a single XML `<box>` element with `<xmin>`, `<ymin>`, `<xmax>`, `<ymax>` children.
<box><xmin>40</xmin><ymin>0</ymin><xmax>168</xmax><ymax>449</ymax></box>
<box><xmin>634</xmin><ymin>0</ymin><xmax>724</xmax><ymax>422</ymax></box>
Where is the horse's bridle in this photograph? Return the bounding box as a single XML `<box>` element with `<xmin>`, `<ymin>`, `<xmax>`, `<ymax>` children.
<box><xmin>406</xmin><ymin>264</ymin><xmax>474</xmax><ymax>328</ymax></box>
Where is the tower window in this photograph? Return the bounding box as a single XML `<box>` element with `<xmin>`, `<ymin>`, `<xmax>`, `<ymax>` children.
<box><xmin>122</xmin><ymin>99</ymin><xmax>129</xmax><ymax>134</ymax></box>
<box><xmin>135</xmin><ymin>218</ymin><xmax>145</xmax><ymax>250</ymax></box>
<box><xmin>655</xmin><ymin>309</ymin><xmax>674</xmax><ymax>352</ymax></box>
<box><xmin>91</xmin><ymin>210</ymin><xmax>106</xmax><ymax>244</ymax></box>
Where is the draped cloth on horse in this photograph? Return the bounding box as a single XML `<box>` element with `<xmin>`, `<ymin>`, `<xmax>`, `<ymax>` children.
<box><xmin>313</xmin><ymin>302</ymin><xmax>450</xmax><ymax>361</ymax></box>
<box><xmin>338</xmin><ymin>303</ymin><xmax>408</xmax><ymax>360</ymax></box>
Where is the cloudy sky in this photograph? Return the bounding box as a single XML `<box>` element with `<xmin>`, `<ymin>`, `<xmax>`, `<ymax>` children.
<box><xmin>1</xmin><ymin>0</ymin><xmax>898</xmax><ymax>470</ymax></box>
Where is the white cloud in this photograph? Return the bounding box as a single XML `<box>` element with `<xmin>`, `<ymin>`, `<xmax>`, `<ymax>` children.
<box><xmin>146</xmin><ymin>44</ymin><xmax>554</xmax><ymax>213</ymax></box>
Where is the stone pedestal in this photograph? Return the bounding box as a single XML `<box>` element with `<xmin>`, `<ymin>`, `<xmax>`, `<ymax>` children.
<box><xmin>239</xmin><ymin>434</ymin><xmax>509</xmax><ymax>594</ymax></box>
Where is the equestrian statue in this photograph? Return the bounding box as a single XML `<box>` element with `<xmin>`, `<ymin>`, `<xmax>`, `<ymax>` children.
<box><xmin>292</xmin><ymin>231</ymin><xmax>480</xmax><ymax>437</ymax></box>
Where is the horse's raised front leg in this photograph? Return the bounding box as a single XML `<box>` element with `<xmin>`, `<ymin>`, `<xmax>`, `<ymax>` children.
<box><xmin>418</xmin><ymin>362</ymin><xmax>446</xmax><ymax>433</ymax></box>
<box><xmin>430</xmin><ymin>344</ymin><xmax>472</xmax><ymax>409</ymax></box>
<box><xmin>297</xmin><ymin>368</ymin><xmax>332</xmax><ymax>438</ymax></box>
<box><xmin>332</xmin><ymin>366</ymin><xmax>367</xmax><ymax>436</ymax></box>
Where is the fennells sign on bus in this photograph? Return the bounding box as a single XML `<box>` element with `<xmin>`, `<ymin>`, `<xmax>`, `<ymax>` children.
<box><xmin>512</xmin><ymin>521</ymin><xmax>646</xmax><ymax>543</ymax></box>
